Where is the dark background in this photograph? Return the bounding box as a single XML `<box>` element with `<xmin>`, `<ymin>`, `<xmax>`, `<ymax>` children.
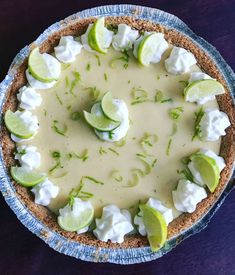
<box><xmin>0</xmin><ymin>0</ymin><xmax>235</xmax><ymax>274</ymax></box>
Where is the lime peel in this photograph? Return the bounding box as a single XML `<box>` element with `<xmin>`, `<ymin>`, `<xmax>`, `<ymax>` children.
<box><xmin>190</xmin><ymin>153</ymin><xmax>220</xmax><ymax>192</ymax></box>
<box><xmin>184</xmin><ymin>79</ymin><xmax>225</xmax><ymax>103</ymax></box>
<box><xmin>101</xmin><ymin>92</ymin><xmax>122</xmax><ymax>122</ymax></box>
<box><xmin>140</xmin><ymin>204</ymin><xmax>167</xmax><ymax>252</ymax></box>
<box><xmin>28</xmin><ymin>47</ymin><xmax>60</xmax><ymax>83</ymax></box>
<box><xmin>4</xmin><ymin>110</ymin><xmax>34</xmax><ymax>139</ymax></box>
<box><xmin>10</xmin><ymin>166</ymin><xmax>46</xmax><ymax>187</ymax></box>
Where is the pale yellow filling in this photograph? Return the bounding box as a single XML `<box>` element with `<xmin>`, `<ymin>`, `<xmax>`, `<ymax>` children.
<box><xmin>23</xmin><ymin>47</ymin><xmax>220</xmax><ymax>217</ymax></box>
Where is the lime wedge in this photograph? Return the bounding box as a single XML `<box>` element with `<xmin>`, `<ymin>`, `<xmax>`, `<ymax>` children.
<box><xmin>28</xmin><ymin>47</ymin><xmax>59</xmax><ymax>82</ymax></box>
<box><xmin>190</xmin><ymin>153</ymin><xmax>220</xmax><ymax>192</ymax></box>
<box><xmin>11</xmin><ymin>166</ymin><xmax>46</xmax><ymax>187</ymax></box>
<box><xmin>84</xmin><ymin>102</ymin><xmax>120</xmax><ymax>132</ymax></box>
<box><xmin>4</xmin><ymin>110</ymin><xmax>34</xmax><ymax>139</ymax></box>
<box><xmin>184</xmin><ymin>79</ymin><xmax>225</xmax><ymax>102</ymax></box>
<box><xmin>88</xmin><ymin>17</ymin><xmax>108</xmax><ymax>53</ymax></box>
<box><xmin>137</xmin><ymin>33</ymin><xmax>162</xmax><ymax>66</ymax></box>
<box><xmin>140</xmin><ymin>204</ymin><xmax>167</xmax><ymax>252</ymax></box>
<box><xmin>58</xmin><ymin>208</ymin><xmax>94</xmax><ymax>232</ymax></box>
<box><xmin>101</xmin><ymin>92</ymin><xmax>122</xmax><ymax>122</ymax></box>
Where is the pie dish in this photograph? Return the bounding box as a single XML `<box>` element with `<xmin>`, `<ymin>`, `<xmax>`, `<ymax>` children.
<box><xmin>0</xmin><ymin>5</ymin><xmax>234</xmax><ymax>264</ymax></box>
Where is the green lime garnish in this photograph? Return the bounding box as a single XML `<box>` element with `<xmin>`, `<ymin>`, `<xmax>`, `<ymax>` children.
<box><xmin>184</xmin><ymin>79</ymin><xmax>225</xmax><ymax>102</ymax></box>
<box><xmin>4</xmin><ymin>110</ymin><xmax>34</xmax><ymax>139</ymax></box>
<box><xmin>58</xmin><ymin>207</ymin><xmax>94</xmax><ymax>232</ymax></box>
<box><xmin>140</xmin><ymin>204</ymin><xmax>167</xmax><ymax>252</ymax></box>
<box><xmin>88</xmin><ymin>17</ymin><xmax>108</xmax><ymax>54</ymax></box>
<box><xmin>101</xmin><ymin>92</ymin><xmax>122</xmax><ymax>122</ymax></box>
<box><xmin>28</xmin><ymin>47</ymin><xmax>59</xmax><ymax>82</ymax></box>
<box><xmin>10</xmin><ymin>166</ymin><xmax>46</xmax><ymax>187</ymax></box>
<box><xmin>84</xmin><ymin>102</ymin><xmax>120</xmax><ymax>132</ymax></box>
<box><xmin>190</xmin><ymin>153</ymin><xmax>220</xmax><ymax>192</ymax></box>
<box><xmin>137</xmin><ymin>33</ymin><xmax>164</xmax><ymax>66</ymax></box>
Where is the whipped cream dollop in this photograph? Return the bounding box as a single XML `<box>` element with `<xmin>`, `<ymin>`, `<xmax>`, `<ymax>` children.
<box><xmin>172</xmin><ymin>179</ymin><xmax>207</xmax><ymax>213</ymax></box>
<box><xmin>10</xmin><ymin>110</ymin><xmax>39</xmax><ymax>143</ymax></box>
<box><xmin>93</xmin><ymin>205</ymin><xmax>133</xmax><ymax>243</ymax></box>
<box><xmin>26</xmin><ymin>69</ymin><xmax>57</xmax><ymax>90</ymax></box>
<box><xmin>188</xmin><ymin>149</ymin><xmax>225</xmax><ymax>186</ymax></box>
<box><xmin>188</xmin><ymin>72</ymin><xmax>216</xmax><ymax>104</ymax></box>
<box><xmin>95</xmin><ymin>100</ymin><xmax>129</xmax><ymax>142</ymax></box>
<box><xmin>165</xmin><ymin>47</ymin><xmax>197</xmax><ymax>75</ymax></box>
<box><xmin>199</xmin><ymin>108</ymin><xmax>231</xmax><ymax>141</ymax></box>
<box><xmin>31</xmin><ymin>178</ymin><xmax>59</xmax><ymax>206</ymax></box>
<box><xmin>58</xmin><ymin>198</ymin><xmax>94</xmax><ymax>234</ymax></box>
<box><xmin>134</xmin><ymin>198</ymin><xmax>173</xmax><ymax>236</ymax></box>
<box><xmin>15</xmin><ymin>145</ymin><xmax>41</xmax><ymax>170</ymax></box>
<box><xmin>189</xmin><ymin>72</ymin><xmax>212</xmax><ymax>83</ymax></box>
<box><xmin>17</xmin><ymin>86</ymin><xmax>42</xmax><ymax>110</ymax></box>
<box><xmin>81</xmin><ymin>24</ymin><xmax>113</xmax><ymax>52</ymax></box>
<box><xmin>54</xmin><ymin>36</ymin><xmax>83</xmax><ymax>63</ymax></box>
<box><xmin>133</xmin><ymin>32</ymin><xmax>168</xmax><ymax>64</ymax></box>
<box><xmin>112</xmin><ymin>24</ymin><xmax>139</xmax><ymax>51</ymax></box>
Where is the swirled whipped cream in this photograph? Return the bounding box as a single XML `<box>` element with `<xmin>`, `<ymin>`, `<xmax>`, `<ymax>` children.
<box><xmin>95</xmin><ymin>100</ymin><xmax>129</xmax><ymax>142</ymax></box>
<box><xmin>189</xmin><ymin>72</ymin><xmax>212</xmax><ymax>83</ymax></box>
<box><xmin>31</xmin><ymin>178</ymin><xmax>59</xmax><ymax>206</ymax></box>
<box><xmin>15</xmin><ymin>145</ymin><xmax>41</xmax><ymax>170</ymax></box>
<box><xmin>188</xmin><ymin>149</ymin><xmax>225</xmax><ymax>186</ymax></box>
<box><xmin>93</xmin><ymin>205</ymin><xmax>133</xmax><ymax>243</ymax></box>
<box><xmin>199</xmin><ymin>108</ymin><xmax>230</xmax><ymax>141</ymax></box>
<box><xmin>54</xmin><ymin>36</ymin><xmax>83</xmax><ymax>63</ymax></box>
<box><xmin>17</xmin><ymin>86</ymin><xmax>42</xmax><ymax>110</ymax></box>
<box><xmin>58</xmin><ymin>198</ymin><xmax>93</xmax><ymax>234</ymax></box>
<box><xmin>112</xmin><ymin>24</ymin><xmax>139</xmax><ymax>51</ymax></box>
<box><xmin>26</xmin><ymin>69</ymin><xmax>57</xmax><ymax>90</ymax></box>
<box><xmin>188</xmin><ymin>72</ymin><xmax>217</xmax><ymax>104</ymax></box>
<box><xmin>81</xmin><ymin>24</ymin><xmax>113</xmax><ymax>52</ymax></box>
<box><xmin>10</xmin><ymin>110</ymin><xmax>39</xmax><ymax>143</ymax></box>
<box><xmin>133</xmin><ymin>32</ymin><xmax>168</xmax><ymax>64</ymax></box>
<box><xmin>165</xmin><ymin>47</ymin><xmax>197</xmax><ymax>74</ymax></box>
<box><xmin>172</xmin><ymin>179</ymin><xmax>207</xmax><ymax>213</ymax></box>
<box><xmin>134</xmin><ymin>198</ymin><xmax>173</xmax><ymax>236</ymax></box>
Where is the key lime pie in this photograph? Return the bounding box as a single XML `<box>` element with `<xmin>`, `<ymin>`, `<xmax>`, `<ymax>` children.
<box><xmin>1</xmin><ymin>16</ymin><xmax>235</xmax><ymax>253</ymax></box>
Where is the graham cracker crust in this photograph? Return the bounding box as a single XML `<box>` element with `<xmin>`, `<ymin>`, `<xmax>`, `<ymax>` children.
<box><xmin>1</xmin><ymin>16</ymin><xmax>235</xmax><ymax>249</ymax></box>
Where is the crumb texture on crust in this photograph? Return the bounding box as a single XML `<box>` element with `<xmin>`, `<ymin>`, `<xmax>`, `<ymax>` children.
<box><xmin>1</xmin><ymin>16</ymin><xmax>235</xmax><ymax>249</ymax></box>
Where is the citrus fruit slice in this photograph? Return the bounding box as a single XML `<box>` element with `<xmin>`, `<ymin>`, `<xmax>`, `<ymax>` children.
<box><xmin>184</xmin><ymin>79</ymin><xmax>225</xmax><ymax>103</ymax></box>
<box><xmin>28</xmin><ymin>47</ymin><xmax>60</xmax><ymax>82</ymax></box>
<box><xmin>88</xmin><ymin>17</ymin><xmax>108</xmax><ymax>54</ymax></box>
<box><xmin>190</xmin><ymin>153</ymin><xmax>220</xmax><ymax>192</ymax></box>
<box><xmin>101</xmin><ymin>92</ymin><xmax>122</xmax><ymax>122</ymax></box>
<box><xmin>84</xmin><ymin>103</ymin><xmax>120</xmax><ymax>132</ymax></box>
<box><xmin>140</xmin><ymin>204</ymin><xmax>167</xmax><ymax>252</ymax></box>
<box><xmin>10</xmin><ymin>166</ymin><xmax>46</xmax><ymax>187</ymax></box>
<box><xmin>4</xmin><ymin>110</ymin><xmax>34</xmax><ymax>139</ymax></box>
<box><xmin>137</xmin><ymin>33</ymin><xmax>164</xmax><ymax>66</ymax></box>
<box><xmin>58</xmin><ymin>207</ymin><xmax>94</xmax><ymax>232</ymax></box>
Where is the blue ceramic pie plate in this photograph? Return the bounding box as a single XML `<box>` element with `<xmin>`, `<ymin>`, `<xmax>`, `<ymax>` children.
<box><xmin>0</xmin><ymin>5</ymin><xmax>234</xmax><ymax>264</ymax></box>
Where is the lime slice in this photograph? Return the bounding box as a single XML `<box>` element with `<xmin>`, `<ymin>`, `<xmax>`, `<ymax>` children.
<box><xmin>11</xmin><ymin>166</ymin><xmax>46</xmax><ymax>187</ymax></box>
<box><xmin>58</xmin><ymin>208</ymin><xmax>94</xmax><ymax>232</ymax></box>
<box><xmin>4</xmin><ymin>110</ymin><xmax>34</xmax><ymax>139</ymax></box>
<box><xmin>140</xmin><ymin>204</ymin><xmax>167</xmax><ymax>252</ymax></box>
<box><xmin>190</xmin><ymin>153</ymin><xmax>220</xmax><ymax>192</ymax></box>
<box><xmin>84</xmin><ymin>103</ymin><xmax>120</xmax><ymax>132</ymax></box>
<box><xmin>137</xmin><ymin>33</ymin><xmax>162</xmax><ymax>66</ymax></box>
<box><xmin>184</xmin><ymin>79</ymin><xmax>225</xmax><ymax>102</ymax></box>
<box><xmin>88</xmin><ymin>17</ymin><xmax>108</xmax><ymax>54</ymax></box>
<box><xmin>28</xmin><ymin>47</ymin><xmax>59</xmax><ymax>82</ymax></box>
<box><xmin>101</xmin><ymin>92</ymin><xmax>122</xmax><ymax>122</ymax></box>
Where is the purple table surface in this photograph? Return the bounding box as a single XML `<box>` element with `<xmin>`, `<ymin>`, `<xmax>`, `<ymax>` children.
<box><xmin>0</xmin><ymin>0</ymin><xmax>235</xmax><ymax>274</ymax></box>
